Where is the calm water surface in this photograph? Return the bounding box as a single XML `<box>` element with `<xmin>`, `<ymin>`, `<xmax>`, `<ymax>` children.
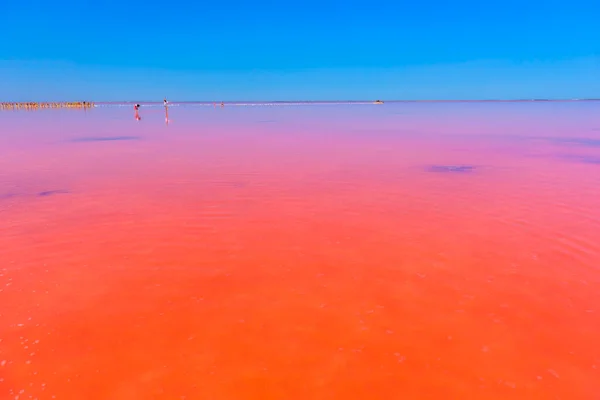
<box><xmin>1</xmin><ymin>103</ymin><xmax>599</xmax><ymax>399</ymax></box>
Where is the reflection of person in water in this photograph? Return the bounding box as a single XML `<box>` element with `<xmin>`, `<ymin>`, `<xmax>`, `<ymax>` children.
<box><xmin>134</xmin><ymin>104</ymin><xmax>141</xmax><ymax>120</ymax></box>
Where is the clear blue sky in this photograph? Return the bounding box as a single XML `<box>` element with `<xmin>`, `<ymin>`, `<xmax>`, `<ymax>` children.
<box><xmin>1</xmin><ymin>0</ymin><xmax>598</xmax><ymax>101</ymax></box>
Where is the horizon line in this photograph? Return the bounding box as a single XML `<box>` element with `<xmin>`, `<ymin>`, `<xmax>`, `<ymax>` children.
<box><xmin>3</xmin><ymin>99</ymin><xmax>599</xmax><ymax>104</ymax></box>
<box><xmin>104</xmin><ymin>98</ymin><xmax>600</xmax><ymax>103</ymax></box>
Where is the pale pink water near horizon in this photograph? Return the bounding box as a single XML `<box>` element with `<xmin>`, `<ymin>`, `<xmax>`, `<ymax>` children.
<box><xmin>1</xmin><ymin>102</ymin><xmax>599</xmax><ymax>399</ymax></box>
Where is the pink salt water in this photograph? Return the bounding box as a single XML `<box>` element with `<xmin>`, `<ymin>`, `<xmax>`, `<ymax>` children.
<box><xmin>1</xmin><ymin>102</ymin><xmax>599</xmax><ymax>399</ymax></box>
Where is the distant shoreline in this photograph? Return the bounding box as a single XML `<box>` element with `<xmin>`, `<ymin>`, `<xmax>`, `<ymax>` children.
<box><xmin>2</xmin><ymin>99</ymin><xmax>599</xmax><ymax>108</ymax></box>
<box><xmin>96</xmin><ymin>99</ymin><xmax>600</xmax><ymax>104</ymax></box>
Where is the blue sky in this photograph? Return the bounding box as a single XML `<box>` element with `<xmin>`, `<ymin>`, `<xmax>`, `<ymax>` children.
<box><xmin>1</xmin><ymin>0</ymin><xmax>598</xmax><ymax>100</ymax></box>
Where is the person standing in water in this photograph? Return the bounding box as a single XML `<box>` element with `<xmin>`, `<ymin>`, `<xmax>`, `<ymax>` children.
<box><xmin>163</xmin><ymin>99</ymin><xmax>170</xmax><ymax>124</ymax></box>
<box><xmin>134</xmin><ymin>104</ymin><xmax>141</xmax><ymax>120</ymax></box>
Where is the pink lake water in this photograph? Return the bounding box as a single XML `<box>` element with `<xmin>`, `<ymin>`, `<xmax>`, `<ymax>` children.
<box><xmin>1</xmin><ymin>102</ymin><xmax>600</xmax><ymax>399</ymax></box>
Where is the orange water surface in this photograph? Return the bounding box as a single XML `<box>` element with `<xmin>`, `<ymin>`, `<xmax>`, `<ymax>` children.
<box><xmin>1</xmin><ymin>102</ymin><xmax>599</xmax><ymax>399</ymax></box>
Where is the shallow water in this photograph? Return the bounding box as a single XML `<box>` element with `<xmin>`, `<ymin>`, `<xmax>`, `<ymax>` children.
<box><xmin>1</xmin><ymin>103</ymin><xmax>599</xmax><ymax>399</ymax></box>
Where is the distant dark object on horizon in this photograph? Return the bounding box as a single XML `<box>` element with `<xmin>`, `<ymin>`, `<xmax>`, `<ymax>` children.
<box><xmin>427</xmin><ymin>165</ymin><xmax>476</xmax><ymax>173</ymax></box>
